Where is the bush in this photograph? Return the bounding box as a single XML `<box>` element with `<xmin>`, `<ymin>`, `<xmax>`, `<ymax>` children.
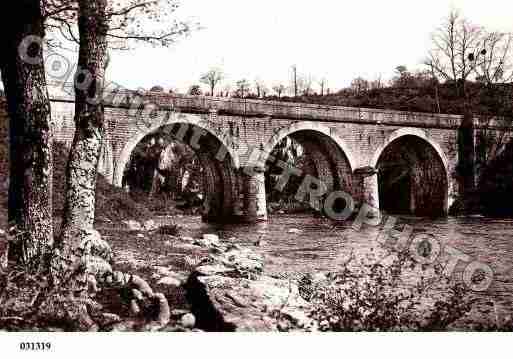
<box><xmin>299</xmin><ymin>250</ymin><xmax>474</xmax><ymax>331</ymax></box>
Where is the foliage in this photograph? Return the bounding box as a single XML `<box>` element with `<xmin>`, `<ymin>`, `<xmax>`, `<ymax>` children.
<box><xmin>150</xmin><ymin>85</ymin><xmax>164</xmax><ymax>92</ymax></box>
<box><xmin>188</xmin><ymin>84</ymin><xmax>202</xmax><ymax>96</ymax></box>
<box><xmin>268</xmin><ymin>80</ymin><xmax>513</xmax><ymax>118</ymax></box>
<box><xmin>299</xmin><ymin>250</ymin><xmax>474</xmax><ymax>331</ymax></box>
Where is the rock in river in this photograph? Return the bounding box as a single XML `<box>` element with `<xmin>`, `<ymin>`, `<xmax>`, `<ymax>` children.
<box><xmin>185</xmin><ymin>243</ymin><xmax>311</xmax><ymax>331</ymax></box>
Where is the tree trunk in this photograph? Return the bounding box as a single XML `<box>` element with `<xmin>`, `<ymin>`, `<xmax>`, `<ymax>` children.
<box><xmin>58</xmin><ymin>0</ymin><xmax>108</xmax><ymax>249</ymax></box>
<box><xmin>0</xmin><ymin>1</ymin><xmax>54</xmax><ymax>271</ymax></box>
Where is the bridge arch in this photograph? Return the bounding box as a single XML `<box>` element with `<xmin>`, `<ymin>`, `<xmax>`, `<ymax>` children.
<box><xmin>114</xmin><ymin>114</ymin><xmax>240</xmax><ymax>222</ymax></box>
<box><xmin>261</xmin><ymin>122</ymin><xmax>357</xmax><ymax>212</ymax></box>
<box><xmin>371</xmin><ymin>128</ymin><xmax>450</xmax><ymax>216</ymax></box>
<box><xmin>262</xmin><ymin>122</ymin><xmax>357</xmax><ymax>171</ymax></box>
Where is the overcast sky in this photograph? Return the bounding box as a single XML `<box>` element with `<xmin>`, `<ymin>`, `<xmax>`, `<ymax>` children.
<box><xmin>107</xmin><ymin>0</ymin><xmax>513</xmax><ymax>93</ymax></box>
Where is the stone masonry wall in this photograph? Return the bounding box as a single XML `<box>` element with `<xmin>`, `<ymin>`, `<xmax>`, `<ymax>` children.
<box><xmin>50</xmin><ymin>96</ymin><xmax>463</xmax><ymax>214</ymax></box>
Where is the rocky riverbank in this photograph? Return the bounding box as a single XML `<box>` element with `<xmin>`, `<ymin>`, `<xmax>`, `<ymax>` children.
<box><xmin>103</xmin><ymin>220</ymin><xmax>314</xmax><ymax>331</ymax></box>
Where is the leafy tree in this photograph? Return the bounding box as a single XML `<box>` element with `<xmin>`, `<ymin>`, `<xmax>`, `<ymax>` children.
<box><xmin>188</xmin><ymin>84</ymin><xmax>202</xmax><ymax>96</ymax></box>
<box><xmin>150</xmin><ymin>85</ymin><xmax>165</xmax><ymax>92</ymax></box>
<box><xmin>392</xmin><ymin>65</ymin><xmax>412</xmax><ymax>88</ymax></box>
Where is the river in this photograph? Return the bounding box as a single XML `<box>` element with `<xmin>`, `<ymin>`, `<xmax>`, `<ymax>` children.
<box><xmin>166</xmin><ymin>213</ymin><xmax>513</xmax><ymax>328</ymax></box>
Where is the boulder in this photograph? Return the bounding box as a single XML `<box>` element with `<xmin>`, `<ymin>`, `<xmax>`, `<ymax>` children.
<box><xmin>154</xmin><ymin>266</ymin><xmax>174</xmax><ymax>277</ymax></box>
<box><xmin>203</xmin><ymin>234</ymin><xmax>219</xmax><ymax>242</ymax></box>
<box><xmin>194</xmin><ymin>234</ymin><xmax>220</xmax><ymax>248</ymax></box>
<box><xmin>157</xmin><ymin>276</ymin><xmax>182</xmax><ymax>288</ymax></box>
<box><xmin>181</xmin><ymin>313</ymin><xmax>196</xmax><ymax>329</ymax></box>
<box><xmin>79</xmin><ymin>229</ymin><xmax>113</xmax><ymax>263</ymax></box>
<box><xmin>185</xmin><ymin>273</ymin><xmax>312</xmax><ymax>331</ymax></box>
<box><xmin>94</xmin><ymin>313</ymin><xmax>121</xmax><ymax>328</ymax></box>
<box><xmin>195</xmin><ymin>264</ymin><xmax>239</xmax><ymax>277</ymax></box>
<box><xmin>213</xmin><ymin>247</ymin><xmax>264</xmax><ymax>276</ymax></box>
<box><xmin>124</xmin><ymin>220</ymin><xmax>142</xmax><ymax>231</ymax></box>
<box><xmin>143</xmin><ymin>219</ymin><xmax>158</xmax><ymax>231</ymax></box>
<box><xmin>153</xmin><ymin>267</ymin><xmax>188</xmax><ymax>285</ymax></box>
<box><xmin>185</xmin><ymin>244</ymin><xmax>311</xmax><ymax>331</ymax></box>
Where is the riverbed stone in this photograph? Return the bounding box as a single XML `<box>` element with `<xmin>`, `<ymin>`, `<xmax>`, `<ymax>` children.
<box><xmin>185</xmin><ymin>272</ymin><xmax>312</xmax><ymax>331</ymax></box>
<box><xmin>157</xmin><ymin>276</ymin><xmax>182</xmax><ymax>288</ymax></box>
<box><xmin>185</xmin><ymin>244</ymin><xmax>311</xmax><ymax>331</ymax></box>
<box><xmin>143</xmin><ymin>219</ymin><xmax>158</xmax><ymax>231</ymax></box>
<box><xmin>181</xmin><ymin>313</ymin><xmax>196</xmax><ymax>328</ymax></box>
<box><xmin>95</xmin><ymin>313</ymin><xmax>122</xmax><ymax>328</ymax></box>
<box><xmin>195</xmin><ymin>264</ymin><xmax>238</xmax><ymax>277</ymax></box>
<box><xmin>197</xmin><ymin>234</ymin><xmax>220</xmax><ymax>247</ymax></box>
<box><xmin>154</xmin><ymin>266</ymin><xmax>174</xmax><ymax>277</ymax></box>
<box><xmin>124</xmin><ymin>220</ymin><xmax>142</xmax><ymax>231</ymax></box>
<box><xmin>213</xmin><ymin>247</ymin><xmax>264</xmax><ymax>276</ymax></box>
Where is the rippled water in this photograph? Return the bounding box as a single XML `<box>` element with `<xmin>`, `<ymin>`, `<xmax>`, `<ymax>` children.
<box><xmin>170</xmin><ymin>214</ymin><xmax>513</xmax><ymax>325</ymax></box>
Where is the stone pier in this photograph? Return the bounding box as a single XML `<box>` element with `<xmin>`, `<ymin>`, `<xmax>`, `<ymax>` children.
<box><xmin>239</xmin><ymin>167</ymin><xmax>268</xmax><ymax>223</ymax></box>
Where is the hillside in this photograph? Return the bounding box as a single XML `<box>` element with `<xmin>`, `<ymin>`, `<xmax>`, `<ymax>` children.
<box><xmin>267</xmin><ymin>82</ymin><xmax>513</xmax><ymax>119</ymax></box>
<box><xmin>0</xmin><ymin>100</ymin><xmax>153</xmax><ymax>228</ymax></box>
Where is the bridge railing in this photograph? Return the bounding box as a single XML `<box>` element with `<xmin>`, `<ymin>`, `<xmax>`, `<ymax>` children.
<box><xmin>48</xmin><ymin>83</ymin><xmax>465</xmax><ymax>129</ymax></box>
<box><xmin>144</xmin><ymin>92</ymin><xmax>464</xmax><ymax>129</ymax></box>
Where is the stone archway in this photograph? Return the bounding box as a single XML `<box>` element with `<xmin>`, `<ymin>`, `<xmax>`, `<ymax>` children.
<box><xmin>371</xmin><ymin>129</ymin><xmax>450</xmax><ymax>216</ymax></box>
<box><xmin>261</xmin><ymin>123</ymin><xmax>357</xmax><ymax>214</ymax></box>
<box><xmin>114</xmin><ymin>117</ymin><xmax>240</xmax><ymax>222</ymax></box>
<box><xmin>263</xmin><ymin>122</ymin><xmax>357</xmax><ymax>172</ymax></box>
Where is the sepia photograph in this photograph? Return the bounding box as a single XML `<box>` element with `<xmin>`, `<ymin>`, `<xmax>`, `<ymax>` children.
<box><xmin>0</xmin><ymin>0</ymin><xmax>512</xmax><ymax>357</ymax></box>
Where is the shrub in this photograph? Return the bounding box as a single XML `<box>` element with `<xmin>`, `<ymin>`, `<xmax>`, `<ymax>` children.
<box><xmin>299</xmin><ymin>250</ymin><xmax>474</xmax><ymax>331</ymax></box>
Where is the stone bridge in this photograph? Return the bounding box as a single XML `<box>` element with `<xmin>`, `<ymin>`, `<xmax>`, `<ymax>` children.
<box><xmin>47</xmin><ymin>83</ymin><xmax>500</xmax><ymax>223</ymax></box>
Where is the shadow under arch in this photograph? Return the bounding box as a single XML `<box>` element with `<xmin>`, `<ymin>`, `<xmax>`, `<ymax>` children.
<box><xmin>261</xmin><ymin>123</ymin><xmax>357</xmax><ymax>212</ymax></box>
<box><xmin>262</xmin><ymin>122</ymin><xmax>357</xmax><ymax>172</ymax></box>
<box><xmin>371</xmin><ymin>129</ymin><xmax>449</xmax><ymax>217</ymax></box>
<box><xmin>115</xmin><ymin>118</ymin><xmax>240</xmax><ymax>222</ymax></box>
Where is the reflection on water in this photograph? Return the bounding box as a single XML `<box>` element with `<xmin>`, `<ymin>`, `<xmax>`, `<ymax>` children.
<box><xmin>167</xmin><ymin>214</ymin><xmax>513</xmax><ymax>323</ymax></box>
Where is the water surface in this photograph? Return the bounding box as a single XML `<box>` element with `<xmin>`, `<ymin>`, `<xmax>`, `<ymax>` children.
<box><xmin>167</xmin><ymin>214</ymin><xmax>513</xmax><ymax>326</ymax></box>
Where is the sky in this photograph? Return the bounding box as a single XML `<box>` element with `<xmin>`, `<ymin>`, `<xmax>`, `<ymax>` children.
<box><xmin>95</xmin><ymin>1</ymin><xmax>513</xmax><ymax>93</ymax></box>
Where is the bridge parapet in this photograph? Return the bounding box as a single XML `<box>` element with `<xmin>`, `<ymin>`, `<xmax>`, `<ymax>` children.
<box><xmin>48</xmin><ymin>82</ymin><xmax>465</xmax><ymax>129</ymax></box>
